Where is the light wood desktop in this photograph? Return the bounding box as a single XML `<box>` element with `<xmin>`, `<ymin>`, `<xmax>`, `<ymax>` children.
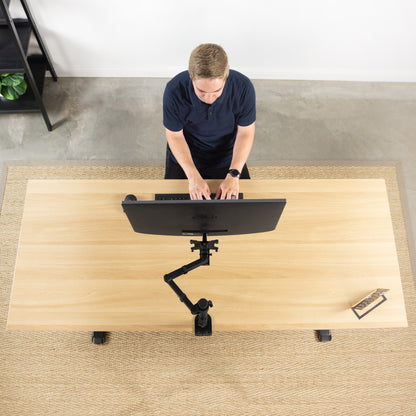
<box><xmin>7</xmin><ymin>179</ymin><xmax>407</xmax><ymax>333</ymax></box>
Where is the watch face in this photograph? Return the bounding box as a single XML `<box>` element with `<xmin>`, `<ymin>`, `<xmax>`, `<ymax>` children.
<box><xmin>228</xmin><ymin>169</ymin><xmax>240</xmax><ymax>178</ymax></box>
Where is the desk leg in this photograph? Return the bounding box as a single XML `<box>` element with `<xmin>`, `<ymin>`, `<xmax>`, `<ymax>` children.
<box><xmin>92</xmin><ymin>331</ymin><xmax>107</xmax><ymax>344</ymax></box>
<box><xmin>316</xmin><ymin>330</ymin><xmax>332</xmax><ymax>342</ymax></box>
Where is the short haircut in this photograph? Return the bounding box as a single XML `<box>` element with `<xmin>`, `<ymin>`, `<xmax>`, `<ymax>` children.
<box><xmin>188</xmin><ymin>43</ymin><xmax>229</xmax><ymax>81</ymax></box>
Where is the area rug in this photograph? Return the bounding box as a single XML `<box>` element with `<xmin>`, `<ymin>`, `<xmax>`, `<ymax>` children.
<box><xmin>0</xmin><ymin>164</ymin><xmax>415</xmax><ymax>416</ymax></box>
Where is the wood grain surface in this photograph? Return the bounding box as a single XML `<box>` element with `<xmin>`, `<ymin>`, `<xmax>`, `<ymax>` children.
<box><xmin>7</xmin><ymin>179</ymin><xmax>407</xmax><ymax>330</ymax></box>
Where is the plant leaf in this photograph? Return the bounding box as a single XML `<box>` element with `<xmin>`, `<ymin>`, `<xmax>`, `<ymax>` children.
<box><xmin>13</xmin><ymin>82</ymin><xmax>27</xmax><ymax>95</ymax></box>
<box><xmin>1</xmin><ymin>86</ymin><xmax>20</xmax><ymax>100</ymax></box>
<box><xmin>0</xmin><ymin>74</ymin><xmax>27</xmax><ymax>100</ymax></box>
<box><xmin>1</xmin><ymin>73</ymin><xmax>25</xmax><ymax>87</ymax></box>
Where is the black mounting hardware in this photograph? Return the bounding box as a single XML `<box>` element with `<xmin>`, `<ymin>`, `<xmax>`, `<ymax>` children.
<box><xmin>92</xmin><ymin>331</ymin><xmax>106</xmax><ymax>344</ymax></box>
<box><xmin>164</xmin><ymin>233</ymin><xmax>217</xmax><ymax>336</ymax></box>
<box><xmin>316</xmin><ymin>330</ymin><xmax>332</xmax><ymax>342</ymax></box>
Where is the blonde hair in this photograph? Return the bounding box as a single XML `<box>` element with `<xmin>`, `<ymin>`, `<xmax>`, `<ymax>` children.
<box><xmin>188</xmin><ymin>43</ymin><xmax>229</xmax><ymax>81</ymax></box>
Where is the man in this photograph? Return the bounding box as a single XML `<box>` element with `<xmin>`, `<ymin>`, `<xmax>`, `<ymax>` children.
<box><xmin>163</xmin><ymin>43</ymin><xmax>256</xmax><ymax>200</ymax></box>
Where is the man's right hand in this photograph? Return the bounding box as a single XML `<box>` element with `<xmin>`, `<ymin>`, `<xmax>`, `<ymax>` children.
<box><xmin>188</xmin><ymin>175</ymin><xmax>211</xmax><ymax>200</ymax></box>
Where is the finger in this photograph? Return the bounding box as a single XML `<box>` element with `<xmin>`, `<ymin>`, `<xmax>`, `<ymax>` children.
<box><xmin>191</xmin><ymin>191</ymin><xmax>202</xmax><ymax>200</ymax></box>
<box><xmin>214</xmin><ymin>189</ymin><xmax>221</xmax><ymax>200</ymax></box>
<box><xmin>189</xmin><ymin>188</ymin><xmax>197</xmax><ymax>200</ymax></box>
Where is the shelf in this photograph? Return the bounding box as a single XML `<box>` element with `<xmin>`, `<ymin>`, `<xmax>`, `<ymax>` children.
<box><xmin>0</xmin><ymin>19</ymin><xmax>32</xmax><ymax>72</ymax></box>
<box><xmin>0</xmin><ymin>0</ymin><xmax>57</xmax><ymax>130</ymax></box>
<box><xmin>0</xmin><ymin>54</ymin><xmax>46</xmax><ymax>113</ymax></box>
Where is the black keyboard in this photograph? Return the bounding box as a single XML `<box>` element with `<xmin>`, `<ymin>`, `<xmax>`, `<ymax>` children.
<box><xmin>155</xmin><ymin>193</ymin><xmax>244</xmax><ymax>200</ymax></box>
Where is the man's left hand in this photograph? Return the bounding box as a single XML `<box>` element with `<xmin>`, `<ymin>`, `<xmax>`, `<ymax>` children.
<box><xmin>215</xmin><ymin>175</ymin><xmax>239</xmax><ymax>199</ymax></box>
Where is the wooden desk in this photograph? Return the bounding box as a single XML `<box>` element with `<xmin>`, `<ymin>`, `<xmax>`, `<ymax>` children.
<box><xmin>7</xmin><ymin>179</ymin><xmax>407</xmax><ymax>332</ymax></box>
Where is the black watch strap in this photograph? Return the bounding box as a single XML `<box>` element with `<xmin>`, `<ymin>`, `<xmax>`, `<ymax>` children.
<box><xmin>227</xmin><ymin>169</ymin><xmax>241</xmax><ymax>178</ymax></box>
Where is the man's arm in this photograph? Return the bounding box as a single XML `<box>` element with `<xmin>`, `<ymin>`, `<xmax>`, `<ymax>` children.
<box><xmin>165</xmin><ymin>128</ymin><xmax>211</xmax><ymax>200</ymax></box>
<box><xmin>216</xmin><ymin>122</ymin><xmax>255</xmax><ymax>199</ymax></box>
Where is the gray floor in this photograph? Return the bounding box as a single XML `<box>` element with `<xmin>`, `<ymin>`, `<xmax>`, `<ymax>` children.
<box><xmin>1</xmin><ymin>77</ymin><xmax>415</xmax><ymax>274</ymax></box>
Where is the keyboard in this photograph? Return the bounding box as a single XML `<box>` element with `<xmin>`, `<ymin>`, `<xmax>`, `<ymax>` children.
<box><xmin>155</xmin><ymin>193</ymin><xmax>244</xmax><ymax>200</ymax></box>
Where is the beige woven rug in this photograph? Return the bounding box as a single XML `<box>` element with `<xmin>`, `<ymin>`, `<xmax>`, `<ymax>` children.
<box><xmin>0</xmin><ymin>164</ymin><xmax>415</xmax><ymax>416</ymax></box>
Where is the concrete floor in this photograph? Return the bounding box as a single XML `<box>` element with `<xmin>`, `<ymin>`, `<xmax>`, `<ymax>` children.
<box><xmin>1</xmin><ymin>77</ymin><xmax>415</xmax><ymax>272</ymax></box>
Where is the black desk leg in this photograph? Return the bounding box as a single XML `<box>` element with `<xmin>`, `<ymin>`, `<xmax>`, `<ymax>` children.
<box><xmin>316</xmin><ymin>330</ymin><xmax>332</xmax><ymax>342</ymax></box>
<box><xmin>92</xmin><ymin>331</ymin><xmax>107</xmax><ymax>344</ymax></box>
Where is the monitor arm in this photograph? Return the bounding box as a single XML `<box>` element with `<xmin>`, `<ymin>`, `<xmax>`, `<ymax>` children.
<box><xmin>163</xmin><ymin>233</ymin><xmax>218</xmax><ymax>336</ymax></box>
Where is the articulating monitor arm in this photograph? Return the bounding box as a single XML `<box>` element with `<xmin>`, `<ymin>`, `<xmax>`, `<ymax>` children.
<box><xmin>163</xmin><ymin>233</ymin><xmax>217</xmax><ymax>336</ymax></box>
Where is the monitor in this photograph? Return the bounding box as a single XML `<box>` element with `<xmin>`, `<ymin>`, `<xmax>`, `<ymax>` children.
<box><xmin>122</xmin><ymin>194</ymin><xmax>286</xmax><ymax>236</ymax></box>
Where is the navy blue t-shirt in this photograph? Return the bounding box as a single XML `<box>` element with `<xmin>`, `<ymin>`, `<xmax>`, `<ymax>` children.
<box><xmin>163</xmin><ymin>69</ymin><xmax>256</xmax><ymax>169</ymax></box>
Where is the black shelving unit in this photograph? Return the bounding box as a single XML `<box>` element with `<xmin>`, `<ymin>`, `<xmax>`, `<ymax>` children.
<box><xmin>0</xmin><ymin>0</ymin><xmax>58</xmax><ymax>131</ymax></box>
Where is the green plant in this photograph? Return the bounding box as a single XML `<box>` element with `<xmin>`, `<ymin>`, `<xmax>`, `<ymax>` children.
<box><xmin>0</xmin><ymin>73</ymin><xmax>27</xmax><ymax>100</ymax></box>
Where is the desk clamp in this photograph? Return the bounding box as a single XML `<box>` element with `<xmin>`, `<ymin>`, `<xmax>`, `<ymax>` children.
<box><xmin>164</xmin><ymin>233</ymin><xmax>217</xmax><ymax>336</ymax></box>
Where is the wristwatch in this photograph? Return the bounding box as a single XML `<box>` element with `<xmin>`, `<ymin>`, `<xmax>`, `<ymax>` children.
<box><xmin>227</xmin><ymin>169</ymin><xmax>241</xmax><ymax>178</ymax></box>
